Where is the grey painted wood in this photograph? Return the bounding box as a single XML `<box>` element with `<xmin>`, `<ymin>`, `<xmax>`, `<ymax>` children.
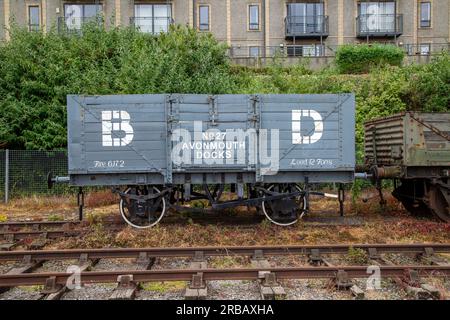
<box><xmin>67</xmin><ymin>94</ymin><xmax>355</xmax><ymax>185</ymax></box>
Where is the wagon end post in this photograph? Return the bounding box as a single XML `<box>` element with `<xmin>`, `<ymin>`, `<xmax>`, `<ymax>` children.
<box><xmin>304</xmin><ymin>177</ymin><xmax>310</xmax><ymax>215</ymax></box>
<box><xmin>339</xmin><ymin>184</ymin><xmax>345</xmax><ymax>217</ymax></box>
<box><xmin>77</xmin><ymin>187</ymin><xmax>84</xmax><ymax>221</ymax></box>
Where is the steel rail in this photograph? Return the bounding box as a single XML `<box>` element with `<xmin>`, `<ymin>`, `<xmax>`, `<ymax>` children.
<box><xmin>0</xmin><ymin>221</ymin><xmax>79</xmax><ymax>228</ymax></box>
<box><xmin>1</xmin><ymin>244</ymin><xmax>449</xmax><ymax>261</ymax></box>
<box><xmin>0</xmin><ymin>265</ymin><xmax>449</xmax><ymax>287</ymax></box>
<box><xmin>0</xmin><ymin>230</ymin><xmax>71</xmax><ymax>240</ymax></box>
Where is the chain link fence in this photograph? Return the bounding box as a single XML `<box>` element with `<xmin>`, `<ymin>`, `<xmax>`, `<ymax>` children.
<box><xmin>1</xmin><ymin>150</ymin><xmax>72</xmax><ymax>202</ymax></box>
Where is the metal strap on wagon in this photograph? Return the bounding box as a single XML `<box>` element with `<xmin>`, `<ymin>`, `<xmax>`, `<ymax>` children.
<box><xmin>248</xmin><ymin>95</ymin><xmax>262</xmax><ymax>182</ymax></box>
<box><xmin>408</xmin><ymin>112</ymin><xmax>450</xmax><ymax>142</ymax></box>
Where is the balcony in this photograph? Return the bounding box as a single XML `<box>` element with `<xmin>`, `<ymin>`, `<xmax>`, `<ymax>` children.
<box><xmin>356</xmin><ymin>14</ymin><xmax>403</xmax><ymax>37</ymax></box>
<box><xmin>285</xmin><ymin>15</ymin><xmax>329</xmax><ymax>39</ymax></box>
<box><xmin>130</xmin><ymin>17</ymin><xmax>173</xmax><ymax>34</ymax></box>
<box><xmin>57</xmin><ymin>16</ymin><xmax>102</xmax><ymax>33</ymax></box>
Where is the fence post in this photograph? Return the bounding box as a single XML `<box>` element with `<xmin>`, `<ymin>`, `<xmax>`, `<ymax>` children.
<box><xmin>4</xmin><ymin>149</ymin><xmax>9</xmax><ymax>204</ymax></box>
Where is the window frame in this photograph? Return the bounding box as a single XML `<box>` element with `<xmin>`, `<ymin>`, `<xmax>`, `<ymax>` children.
<box><xmin>27</xmin><ymin>5</ymin><xmax>41</xmax><ymax>32</ymax></box>
<box><xmin>64</xmin><ymin>3</ymin><xmax>103</xmax><ymax>18</ymax></box>
<box><xmin>419</xmin><ymin>43</ymin><xmax>431</xmax><ymax>55</ymax></box>
<box><xmin>249</xmin><ymin>46</ymin><xmax>260</xmax><ymax>57</ymax></box>
<box><xmin>286</xmin><ymin>44</ymin><xmax>324</xmax><ymax>57</ymax></box>
<box><xmin>248</xmin><ymin>4</ymin><xmax>260</xmax><ymax>31</ymax></box>
<box><xmin>419</xmin><ymin>1</ymin><xmax>431</xmax><ymax>28</ymax></box>
<box><xmin>286</xmin><ymin>2</ymin><xmax>325</xmax><ymax>34</ymax></box>
<box><xmin>133</xmin><ymin>3</ymin><xmax>172</xmax><ymax>34</ymax></box>
<box><xmin>198</xmin><ymin>4</ymin><xmax>210</xmax><ymax>31</ymax></box>
<box><xmin>357</xmin><ymin>1</ymin><xmax>397</xmax><ymax>33</ymax></box>
<box><xmin>63</xmin><ymin>3</ymin><xmax>103</xmax><ymax>31</ymax></box>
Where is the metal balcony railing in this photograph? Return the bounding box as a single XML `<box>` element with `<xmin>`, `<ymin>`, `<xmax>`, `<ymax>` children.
<box><xmin>229</xmin><ymin>45</ymin><xmax>328</xmax><ymax>58</ymax></box>
<box><xmin>58</xmin><ymin>16</ymin><xmax>102</xmax><ymax>33</ymax></box>
<box><xmin>285</xmin><ymin>15</ymin><xmax>329</xmax><ymax>38</ymax></box>
<box><xmin>356</xmin><ymin>14</ymin><xmax>403</xmax><ymax>37</ymax></box>
<box><xmin>130</xmin><ymin>17</ymin><xmax>173</xmax><ymax>34</ymax></box>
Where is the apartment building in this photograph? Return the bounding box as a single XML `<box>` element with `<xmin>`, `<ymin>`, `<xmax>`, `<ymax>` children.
<box><xmin>1</xmin><ymin>1</ymin><xmax>449</xmax><ymax>57</ymax></box>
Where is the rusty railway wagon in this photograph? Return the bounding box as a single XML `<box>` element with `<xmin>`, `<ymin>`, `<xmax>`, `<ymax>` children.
<box><xmin>49</xmin><ymin>94</ymin><xmax>356</xmax><ymax>228</ymax></box>
<box><xmin>364</xmin><ymin>112</ymin><xmax>450</xmax><ymax>222</ymax></box>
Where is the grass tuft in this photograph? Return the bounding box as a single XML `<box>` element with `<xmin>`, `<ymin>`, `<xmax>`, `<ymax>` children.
<box><xmin>346</xmin><ymin>247</ymin><xmax>369</xmax><ymax>265</ymax></box>
<box><xmin>141</xmin><ymin>281</ymin><xmax>187</xmax><ymax>292</ymax></box>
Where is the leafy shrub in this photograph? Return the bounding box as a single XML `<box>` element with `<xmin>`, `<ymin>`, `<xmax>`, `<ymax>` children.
<box><xmin>402</xmin><ymin>53</ymin><xmax>450</xmax><ymax>112</ymax></box>
<box><xmin>335</xmin><ymin>44</ymin><xmax>405</xmax><ymax>74</ymax></box>
<box><xmin>0</xmin><ymin>24</ymin><xmax>234</xmax><ymax>150</ymax></box>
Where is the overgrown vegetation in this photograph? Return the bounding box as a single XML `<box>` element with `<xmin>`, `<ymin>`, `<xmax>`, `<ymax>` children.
<box><xmin>235</xmin><ymin>55</ymin><xmax>450</xmax><ymax>163</ymax></box>
<box><xmin>345</xmin><ymin>247</ymin><xmax>369</xmax><ymax>265</ymax></box>
<box><xmin>335</xmin><ymin>44</ymin><xmax>405</xmax><ymax>73</ymax></box>
<box><xmin>0</xmin><ymin>24</ymin><xmax>449</xmax><ymax>153</ymax></box>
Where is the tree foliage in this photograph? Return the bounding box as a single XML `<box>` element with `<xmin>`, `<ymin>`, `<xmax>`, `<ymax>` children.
<box><xmin>0</xmin><ymin>24</ymin><xmax>234</xmax><ymax>149</ymax></box>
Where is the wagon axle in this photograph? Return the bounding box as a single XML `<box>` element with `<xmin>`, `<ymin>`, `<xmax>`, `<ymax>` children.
<box><xmin>102</xmin><ymin>183</ymin><xmax>342</xmax><ymax>228</ymax></box>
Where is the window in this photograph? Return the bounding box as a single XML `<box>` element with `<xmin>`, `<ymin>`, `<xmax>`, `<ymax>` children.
<box><xmin>405</xmin><ymin>44</ymin><xmax>414</xmax><ymax>55</ymax></box>
<box><xmin>199</xmin><ymin>5</ymin><xmax>210</xmax><ymax>31</ymax></box>
<box><xmin>420</xmin><ymin>2</ymin><xmax>431</xmax><ymax>28</ymax></box>
<box><xmin>286</xmin><ymin>3</ymin><xmax>325</xmax><ymax>34</ymax></box>
<box><xmin>64</xmin><ymin>4</ymin><xmax>102</xmax><ymax>30</ymax></box>
<box><xmin>420</xmin><ymin>44</ymin><xmax>431</xmax><ymax>55</ymax></box>
<box><xmin>249</xmin><ymin>5</ymin><xmax>259</xmax><ymax>30</ymax></box>
<box><xmin>286</xmin><ymin>45</ymin><xmax>324</xmax><ymax>57</ymax></box>
<box><xmin>249</xmin><ymin>46</ymin><xmax>260</xmax><ymax>57</ymax></box>
<box><xmin>134</xmin><ymin>4</ymin><xmax>172</xmax><ymax>34</ymax></box>
<box><xmin>28</xmin><ymin>6</ymin><xmax>40</xmax><ymax>31</ymax></box>
<box><xmin>358</xmin><ymin>1</ymin><xmax>396</xmax><ymax>32</ymax></box>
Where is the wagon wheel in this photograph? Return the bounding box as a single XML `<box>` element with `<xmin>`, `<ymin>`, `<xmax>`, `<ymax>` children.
<box><xmin>428</xmin><ymin>184</ymin><xmax>450</xmax><ymax>222</ymax></box>
<box><xmin>261</xmin><ymin>184</ymin><xmax>307</xmax><ymax>226</ymax></box>
<box><xmin>119</xmin><ymin>186</ymin><xmax>166</xmax><ymax>228</ymax></box>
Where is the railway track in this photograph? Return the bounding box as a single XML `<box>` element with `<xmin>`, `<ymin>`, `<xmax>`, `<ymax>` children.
<box><xmin>0</xmin><ymin>221</ymin><xmax>82</xmax><ymax>250</ymax></box>
<box><xmin>0</xmin><ymin>243</ymin><xmax>449</xmax><ymax>300</ymax></box>
<box><xmin>1</xmin><ymin>243</ymin><xmax>450</xmax><ymax>261</ymax></box>
<box><xmin>1</xmin><ymin>265</ymin><xmax>449</xmax><ymax>287</ymax></box>
<box><xmin>0</xmin><ymin>221</ymin><xmax>79</xmax><ymax>230</ymax></box>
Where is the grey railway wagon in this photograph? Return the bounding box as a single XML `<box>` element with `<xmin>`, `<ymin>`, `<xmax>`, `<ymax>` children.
<box><xmin>67</xmin><ymin>94</ymin><xmax>355</xmax><ymax>186</ymax></box>
<box><xmin>62</xmin><ymin>94</ymin><xmax>356</xmax><ymax>227</ymax></box>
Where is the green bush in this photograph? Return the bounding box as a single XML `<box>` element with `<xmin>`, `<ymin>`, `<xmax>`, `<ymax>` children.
<box><xmin>335</xmin><ymin>44</ymin><xmax>405</xmax><ymax>74</ymax></box>
<box><xmin>402</xmin><ymin>54</ymin><xmax>450</xmax><ymax>112</ymax></box>
<box><xmin>0</xmin><ymin>24</ymin><xmax>234</xmax><ymax>150</ymax></box>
